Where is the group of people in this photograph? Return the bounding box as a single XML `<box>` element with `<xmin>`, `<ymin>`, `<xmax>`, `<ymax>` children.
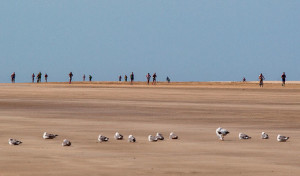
<box><xmin>32</xmin><ymin>72</ymin><xmax>48</xmax><ymax>83</ymax></box>
<box><xmin>118</xmin><ymin>72</ymin><xmax>170</xmax><ymax>84</ymax></box>
<box><xmin>11</xmin><ymin>72</ymin><xmax>48</xmax><ymax>83</ymax></box>
<box><xmin>11</xmin><ymin>72</ymin><xmax>288</xmax><ymax>86</ymax></box>
<box><xmin>258</xmin><ymin>72</ymin><xmax>286</xmax><ymax>87</ymax></box>
<box><xmin>146</xmin><ymin>73</ymin><xmax>157</xmax><ymax>85</ymax></box>
<box><xmin>118</xmin><ymin>72</ymin><xmax>135</xmax><ymax>83</ymax></box>
<box><xmin>241</xmin><ymin>72</ymin><xmax>287</xmax><ymax>87</ymax></box>
<box><xmin>82</xmin><ymin>74</ymin><xmax>93</xmax><ymax>82</ymax></box>
<box><xmin>11</xmin><ymin>71</ymin><xmax>172</xmax><ymax>84</ymax></box>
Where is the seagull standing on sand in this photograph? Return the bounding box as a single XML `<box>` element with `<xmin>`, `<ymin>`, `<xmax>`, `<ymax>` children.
<box><xmin>98</xmin><ymin>135</ymin><xmax>109</xmax><ymax>142</ymax></box>
<box><xmin>62</xmin><ymin>139</ymin><xmax>71</xmax><ymax>146</ymax></box>
<box><xmin>128</xmin><ymin>135</ymin><xmax>136</xmax><ymax>142</ymax></box>
<box><xmin>148</xmin><ymin>135</ymin><xmax>158</xmax><ymax>142</ymax></box>
<box><xmin>261</xmin><ymin>132</ymin><xmax>269</xmax><ymax>139</ymax></box>
<box><xmin>8</xmin><ymin>138</ymin><xmax>22</xmax><ymax>145</ymax></box>
<box><xmin>239</xmin><ymin>133</ymin><xmax>251</xmax><ymax>139</ymax></box>
<box><xmin>277</xmin><ymin>134</ymin><xmax>289</xmax><ymax>142</ymax></box>
<box><xmin>169</xmin><ymin>132</ymin><xmax>178</xmax><ymax>139</ymax></box>
<box><xmin>216</xmin><ymin>127</ymin><xmax>230</xmax><ymax>140</ymax></box>
<box><xmin>155</xmin><ymin>133</ymin><xmax>164</xmax><ymax>140</ymax></box>
<box><xmin>114</xmin><ymin>132</ymin><xmax>123</xmax><ymax>140</ymax></box>
<box><xmin>43</xmin><ymin>132</ymin><xmax>58</xmax><ymax>139</ymax></box>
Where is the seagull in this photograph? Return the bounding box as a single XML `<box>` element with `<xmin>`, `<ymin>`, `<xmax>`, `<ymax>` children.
<box><xmin>8</xmin><ymin>138</ymin><xmax>22</xmax><ymax>145</ymax></box>
<box><xmin>216</xmin><ymin>127</ymin><xmax>230</xmax><ymax>140</ymax></box>
<box><xmin>43</xmin><ymin>132</ymin><xmax>58</xmax><ymax>139</ymax></box>
<box><xmin>155</xmin><ymin>133</ymin><xmax>164</xmax><ymax>140</ymax></box>
<box><xmin>62</xmin><ymin>139</ymin><xmax>71</xmax><ymax>146</ymax></box>
<box><xmin>98</xmin><ymin>134</ymin><xmax>109</xmax><ymax>142</ymax></box>
<box><xmin>169</xmin><ymin>132</ymin><xmax>178</xmax><ymax>139</ymax></box>
<box><xmin>261</xmin><ymin>132</ymin><xmax>269</xmax><ymax>139</ymax></box>
<box><xmin>277</xmin><ymin>134</ymin><xmax>289</xmax><ymax>142</ymax></box>
<box><xmin>114</xmin><ymin>132</ymin><xmax>123</xmax><ymax>140</ymax></box>
<box><xmin>128</xmin><ymin>135</ymin><xmax>136</xmax><ymax>142</ymax></box>
<box><xmin>239</xmin><ymin>133</ymin><xmax>251</xmax><ymax>139</ymax></box>
<box><xmin>148</xmin><ymin>135</ymin><xmax>158</xmax><ymax>142</ymax></box>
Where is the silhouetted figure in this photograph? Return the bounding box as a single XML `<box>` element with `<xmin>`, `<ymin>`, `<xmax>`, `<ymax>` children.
<box><xmin>124</xmin><ymin>75</ymin><xmax>128</xmax><ymax>82</ymax></box>
<box><xmin>259</xmin><ymin>73</ymin><xmax>265</xmax><ymax>87</ymax></box>
<box><xmin>83</xmin><ymin>74</ymin><xmax>86</xmax><ymax>81</ymax></box>
<box><xmin>146</xmin><ymin>73</ymin><xmax>151</xmax><ymax>85</ymax></box>
<box><xmin>119</xmin><ymin>75</ymin><xmax>122</xmax><ymax>81</ymax></box>
<box><xmin>32</xmin><ymin>73</ymin><xmax>35</xmax><ymax>83</ymax></box>
<box><xmin>166</xmin><ymin>76</ymin><xmax>170</xmax><ymax>83</ymax></box>
<box><xmin>89</xmin><ymin>75</ymin><xmax>92</xmax><ymax>82</ymax></box>
<box><xmin>130</xmin><ymin>72</ymin><xmax>134</xmax><ymax>84</ymax></box>
<box><xmin>243</xmin><ymin>77</ymin><xmax>246</xmax><ymax>82</ymax></box>
<box><xmin>11</xmin><ymin>72</ymin><xmax>15</xmax><ymax>83</ymax></box>
<box><xmin>69</xmin><ymin>72</ymin><xmax>73</xmax><ymax>84</ymax></box>
<box><xmin>281</xmin><ymin>72</ymin><xmax>286</xmax><ymax>87</ymax></box>
<box><xmin>152</xmin><ymin>73</ymin><xmax>157</xmax><ymax>85</ymax></box>
<box><xmin>37</xmin><ymin>72</ymin><xmax>42</xmax><ymax>83</ymax></box>
<box><xmin>45</xmin><ymin>73</ymin><xmax>48</xmax><ymax>83</ymax></box>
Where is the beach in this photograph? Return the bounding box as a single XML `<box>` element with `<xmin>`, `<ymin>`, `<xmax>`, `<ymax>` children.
<box><xmin>0</xmin><ymin>82</ymin><xmax>299</xmax><ymax>176</ymax></box>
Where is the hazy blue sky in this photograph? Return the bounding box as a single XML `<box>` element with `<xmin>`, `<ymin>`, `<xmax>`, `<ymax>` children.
<box><xmin>0</xmin><ymin>1</ymin><xmax>299</xmax><ymax>83</ymax></box>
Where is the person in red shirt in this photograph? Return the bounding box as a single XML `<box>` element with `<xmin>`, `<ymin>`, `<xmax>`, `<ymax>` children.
<box><xmin>45</xmin><ymin>73</ymin><xmax>48</xmax><ymax>83</ymax></box>
<box><xmin>11</xmin><ymin>72</ymin><xmax>16</xmax><ymax>83</ymax></box>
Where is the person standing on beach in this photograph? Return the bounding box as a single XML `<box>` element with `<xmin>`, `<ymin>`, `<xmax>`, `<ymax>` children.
<box><xmin>119</xmin><ymin>75</ymin><xmax>122</xmax><ymax>81</ymax></box>
<box><xmin>281</xmin><ymin>72</ymin><xmax>286</xmax><ymax>87</ymax></box>
<box><xmin>243</xmin><ymin>77</ymin><xmax>246</xmax><ymax>82</ymax></box>
<box><xmin>146</xmin><ymin>73</ymin><xmax>151</xmax><ymax>85</ymax></box>
<box><xmin>39</xmin><ymin>72</ymin><xmax>42</xmax><ymax>83</ymax></box>
<box><xmin>32</xmin><ymin>73</ymin><xmax>35</xmax><ymax>83</ymax></box>
<box><xmin>259</xmin><ymin>73</ymin><xmax>265</xmax><ymax>87</ymax></box>
<box><xmin>152</xmin><ymin>73</ymin><xmax>157</xmax><ymax>85</ymax></box>
<box><xmin>89</xmin><ymin>75</ymin><xmax>92</xmax><ymax>82</ymax></box>
<box><xmin>130</xmin><ymin>72</ymin><xmax>134</xmax><ymax>84</ymax></box>
<box><xmin>83</xmin><ymin>74</ymin><xmax>86</xmax><ymax>81</ymax></box>
<box><xmin>124</xmin><ymin>75</ymin><xmax>128</xmax><ymax>82</ymax></box>
<box><xmin>11</xmin><ymin>72</ymin><xmax>15</xmax><ymax>83</ymax></box>
<box><xmin>45</xmin><ymin>73</ymin><xmax>48</xmax><ymax>83</ymax></box>
<box><xmin>166</xmin><ymin>76</ymin><xmax>170</xmax><ymax>83</ymax></box>
<box><xmin>37</xmin><ymin>72</ymin><xmax>42</xmax><ymax>83</ymax></box>
<box><xmin>69</xmin><ymin>72</ymin><xmax>73</xmax><ymax>84</ymax></box>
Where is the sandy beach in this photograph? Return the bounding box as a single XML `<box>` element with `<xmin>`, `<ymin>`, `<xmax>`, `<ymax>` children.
<box><xmin>0</xmin><ymin>81</ymin><xmax>299</xmax><ymax>176</ymax></box>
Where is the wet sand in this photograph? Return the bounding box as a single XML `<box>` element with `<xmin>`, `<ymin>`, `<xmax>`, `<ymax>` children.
<box><xmin>0</xmin><ymin>82</ymin><xmax>299</xmax><ymax>176</ymax></box>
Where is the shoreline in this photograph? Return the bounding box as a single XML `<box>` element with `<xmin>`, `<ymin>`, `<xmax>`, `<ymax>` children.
<box><xmin>1</xmin><ymin>81</ymin><xmax>300</xmax><ymax>89</ymax></box>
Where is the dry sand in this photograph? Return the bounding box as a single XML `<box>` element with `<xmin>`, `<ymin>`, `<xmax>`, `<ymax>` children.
<box><xmin>0</xmin><ymin>81</ymin><xmax>299</xmax><ymax>176</ymax></box>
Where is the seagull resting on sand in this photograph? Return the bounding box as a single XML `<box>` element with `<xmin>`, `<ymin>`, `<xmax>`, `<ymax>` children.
<box><xmin>169</xmin><ymin>132</ymin><xmax>178</xmax><ymax>139</ymax></box>
<box><xmin>239</xmin><ymin>133</ymin><xmax>251</xmax><ymax>139</ymax></box>
<box><xmin>114</xmin><ymin>132</ymin><xmax>123</xmax><ymax>140</ymax></box>
<box><xmin>43</xmin><ymin>132</ymin><xmax>58</xmax><ymax>139</ymax></box>
<box><xmin>128</xmin><ymin>135</ymin><xmax>136</xmax><ymax>142</ymax></box>
<box><xmin>148</xmin><ymin>135</ymin><xmax>158</xmax><ymax>142</ymax></box>
<box><xmin>216</xmin><ymin>127</ymin><xmax>230</xmax><ymax>140</ymax></box>
<box><xmin>62</xmin><ymin>139</ymin><xmax>71</xmax><ymax>146</ymax></box>
<box><xmin>277</xmin><ymin>134</ymin><xmax>289</xmax><ymax>142</ymax></box>
<box><xmin>8</xmin><ymin>138</ymin><xmax>22</xmax><ymax>145</ymax></box>
<box><xmin>155</xmin><ymin>133</ymin><xmax>164</xmax><ymax>140</ymax></box>
<box><xmin>98</xmin><ymin>135</ymin><xmax>109</xmax><ymax>142</ymax></box>
<box><xmin>261</xmin><ymin>132</ymin><xmax>269</xmax><ymax>139</ymax></box>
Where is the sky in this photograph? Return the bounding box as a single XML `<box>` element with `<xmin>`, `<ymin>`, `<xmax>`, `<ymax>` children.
<box><xmin>0</xmin><ymin>1</ymin><xmax>299</xmax><ymax>83</ymax></box>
